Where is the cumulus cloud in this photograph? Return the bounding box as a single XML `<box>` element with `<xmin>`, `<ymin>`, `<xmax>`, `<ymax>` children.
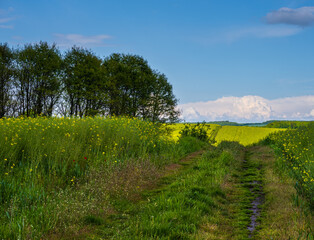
<box><xmin>265</xmin><ymin>7</ymin><xmax>314</xmax><ymax>27</ymax></box>
<box><xmin>54</xmin><ymin>34</ymin><xmax>112</xmax><ymax>47</ymax></box>
<box><xmin>178</xmin><ymin>95</ymin><xmax>314</xmax><ymax>123</ymax></box>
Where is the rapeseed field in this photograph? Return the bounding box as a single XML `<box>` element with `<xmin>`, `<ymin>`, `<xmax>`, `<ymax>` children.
<box><xmin>167</xmin><ymin>123</ymin><xmax>283</xmax><ymax>146</ymax></box>
<box><xmin>266</xmin><ymin>123</ymin><xmax>314</xmax><ymax>208</ymax></box>
<box><xmin>214</xmin><ymin>125</ymin><xmax>284</xmax><ymax>146</ymax></box>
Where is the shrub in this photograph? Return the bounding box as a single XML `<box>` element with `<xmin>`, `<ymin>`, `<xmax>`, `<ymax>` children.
<box><xmin>179</xmin><ymin>122</ymin><xmax>210</xmax><ymax>142</ymax></box>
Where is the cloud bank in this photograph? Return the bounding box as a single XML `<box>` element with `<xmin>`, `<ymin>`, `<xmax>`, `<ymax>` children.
<box><xmin>178</xmin><ymin>95</ymin><xmax>314</xmax><ymax>123</ymax></box>
<box><xmin>54</xmin><ymin>34</ymin><xmax>112</xmax><ymax>47</ymax></box>
<box><xmin>265</xmin><ymin>7</ymin><xmax>314</xmax><ymax>26</ymax></box>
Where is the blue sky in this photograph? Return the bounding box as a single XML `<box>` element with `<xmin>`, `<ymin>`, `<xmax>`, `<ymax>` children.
<box><xmin>1</xmin><ymin>0</ymin><xmax>313</xmax><ymax>122</ymax></box>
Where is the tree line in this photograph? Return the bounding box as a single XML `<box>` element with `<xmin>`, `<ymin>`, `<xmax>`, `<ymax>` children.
<box><xmin>0</xmin><ymin>42</ymin><xmax>180</xmax><ymax>122</ymax></box>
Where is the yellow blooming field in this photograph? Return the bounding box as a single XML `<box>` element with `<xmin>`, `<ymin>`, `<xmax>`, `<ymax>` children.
<box><xmin>214</xmin><ymin>125</ymin><xmax>284</xmax><ymax>146</ymax></box>
<box><xmin>267</xmin><ymin>124</ymin><xmax>314</xmax><ymax>206</ymax></box>
<box><xmin>167</xmin><ymin>123</ymin><xmax>284</xmax><ymax>146</ymax></box>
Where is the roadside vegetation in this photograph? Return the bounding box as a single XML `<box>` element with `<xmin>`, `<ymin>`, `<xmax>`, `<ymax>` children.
<box><xmin>101</xmin><ymin>142</ymin><xmax>241</xmax><ymax>239</ymax></box>
<box><xmin>263</xmin><ymin>122</ymin><xmax>314</xmax><ymax>210</ymax></box>
<box><xmin>0</xmin><ymin>117</ymin><xmax>313</xmax><ymax>239</ymax></box>
<box><xmin>0</xmin><ymin>116</ymin><xmax>204</xmax><ymax>239</ymax></box>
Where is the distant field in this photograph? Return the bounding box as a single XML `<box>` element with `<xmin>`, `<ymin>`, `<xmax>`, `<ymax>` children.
<box><xmin>168</xmin><ymin>123</ymin><xmax>284</xmax><ymax>146</ymax></box>
<box><xmin>214</xmin><ymin>125</ymin><xmax>284</xmax><ymax>146</ymax></box>
<box><xmin>266</xmin><ymin>120</ymin><xmax>313</xmax><ymax>129</ymax></box>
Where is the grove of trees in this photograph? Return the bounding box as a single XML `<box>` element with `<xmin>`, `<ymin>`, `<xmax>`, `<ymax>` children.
<box><xmin>0</xmin><ymin>42</ymin><xmax>180</xmax><ymax>122</ymax></box>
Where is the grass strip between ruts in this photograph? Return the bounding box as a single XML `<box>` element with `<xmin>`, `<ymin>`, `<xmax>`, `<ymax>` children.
<box><xmin>87</xmin><ymin>145</ymin><xmax>238</xmax><ymax>239</ymax></box>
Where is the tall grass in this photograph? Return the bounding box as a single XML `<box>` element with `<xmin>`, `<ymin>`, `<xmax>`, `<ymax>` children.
<box><xmin>264</xmin><ymin>123</ymin><xmax>314</xmax><ymax>210</ymax></box>
<box><xmin>106</xmin><ymin>142</ymin><xmax>242</xmax><ymax>239</ymax></box>
<box><xmin>0</xmin><ymin>116</ymin><xmax>203</xmax><ymax>239</ymax></box>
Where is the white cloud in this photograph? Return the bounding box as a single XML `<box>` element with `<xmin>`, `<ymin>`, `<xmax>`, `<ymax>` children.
<box><xmin>0</xmin><ymin>8</ymin><xmax>15</xmax><ymax>29</ymax></box>
<box><xmin>178</xmin><ymin>95</ymin><xmax>314</xmax><ymax>122</ymax></box>
<box><xmin>0</xmin><ymin>24</ymin><xmax>13</xmax><ymax>29</ymax></box>
<box><xmin>0</xmin><ymin>17</ymin><xmax>14</xmax><ymax>24</ymax></box>
<box><xmin>265</xmin><ymin>7</ymin><xmax>314</xmax><ymax>26</ymax></box>
<box><xmin>204</xmin><ymin>25</ymin><xmax>301</xmax><ymax>44</ymax></box>
<box><xmin>223</xmin><ymin>25</ymin><xmax>301</xmax><ymax>42</ymax></box>
<box><xmin>54</xmin><ymin>34</ymin><xmax>112</xmax><ymax>47</ymax></box>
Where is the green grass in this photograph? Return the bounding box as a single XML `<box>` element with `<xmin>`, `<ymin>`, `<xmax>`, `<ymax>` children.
<box><xmin>264</xmin><ymin>123</ymin><xmax>314</xmax><ymax>211</ymax></box>
<box><xmin>1</xmin><ymin>117</ymin><xmax>312</xmax><ymax>239</ymax></box>
<box><xmin>0</xmin><ymin>116</ymin><xmax>205</xmax><ymax>239</ymax></box>
<box><xmin>91</xmin><ymin>143</ymin><xmax>242</xmax><ymax>239</ymax></box>
<box><xmin>196</xmin><ymin>144</ymin><xmax>313</xmax><ymax>240</ymax></box>
<box><xmin>254</xmin><ymin>146</ymin><xmax>313</xmax><ymax>239</ymax></box>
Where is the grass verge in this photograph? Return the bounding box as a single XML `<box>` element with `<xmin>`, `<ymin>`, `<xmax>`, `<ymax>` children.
<box><xmin>255</xmin><ymin>146</ymin><xmax>313</xmax><ymax>239</ymax></box>
<box><xmin>79</xmin><ymin>143</ymin><xmax>240</xmax><ymax>239</ymax></box>
<box><xmin>0</xmin><ymin>117</ymin><xmax>205</xmax><ymax>239</ymax></box>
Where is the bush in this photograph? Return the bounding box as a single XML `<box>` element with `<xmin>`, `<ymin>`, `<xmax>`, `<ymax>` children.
<box><xmin>179</xmin><ymin>122</ymin><xmax>210</xmax><ymax>142</ymax></box>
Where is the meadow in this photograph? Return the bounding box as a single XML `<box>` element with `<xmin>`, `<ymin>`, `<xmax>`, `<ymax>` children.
<box><xmin>0</xmin><ymin>116</ymin><xmax>204</xmax><ymax>239</ymax></box>
<box><xmin>0</xmin><ymin>117</ymin><xmax>312</xmax><ymax>239</ymax></box>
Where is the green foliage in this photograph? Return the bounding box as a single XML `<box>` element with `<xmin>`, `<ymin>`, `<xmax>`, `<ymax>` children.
<box><xmin>179</xmin><ymin>122</ymin><xmax>210</xmax><ymax>142</ymax></box>
<box><xmin>265</xmin><ymin>123</ymin><xmax>314</xmax><ymax>210</ymax></box>
<box><xmin>0</xmin><ymin>116</ymin><xmax>203</xmax><ymax>239</ymax></box>
<box><xmin>62</xmin><ymin>46</ymin><xmax>104</xmax><ymax>117</ymax></box>
<box><xmin>15</xmin><ymin>41</ymin><xmax>62</xmax><ymax>117</ymax></box>
<box><xmin>266</xmin><ymin>121</ymin><xmax>313</xmax><ymax>129</ymax></box>
<box><xmin>146</xmin><ymin>72</ymin><xmax>180</xmax><ymax>123</ymax></box>
<box><xmin>102</xmin><ymin>53</ymin><xmax>154</xmax><ymax>117</ymax></box>
<box><xmin>0</xmin><ymin>42</ymin><xmax>180</xmax><ymax>122</ymax></box>
<box><xmin>0</xmin><ymin>43</ymin><xmax>15</xmax><ymax>118</ymax></box>
<box><xmin>102</xmin><ymin>53</ymin><xmax>180</xmax><ymax>122</ymax></box>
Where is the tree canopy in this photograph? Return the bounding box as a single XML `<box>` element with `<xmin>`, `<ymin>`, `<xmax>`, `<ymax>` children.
<box><xmin>0</xmin><ymin>42</ymin><xmax>180</xmax><ymax>122</ymax></box>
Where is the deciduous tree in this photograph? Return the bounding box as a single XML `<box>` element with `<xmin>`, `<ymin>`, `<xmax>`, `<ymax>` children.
<box><xmin>0</xmin><ymin>43</ymin><xmax>14</xmax><ymax>118</ymax></box>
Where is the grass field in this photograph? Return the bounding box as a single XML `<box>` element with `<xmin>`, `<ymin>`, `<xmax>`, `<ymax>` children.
<box><xmin>0</xmin><ymin>117</ymin><xmax>312</xmax><ymax>239</ymax></box>
<box><xmin>0</xmin><ymin>116</ymin><xmax>204</xmax><ymax>239</ymax></box>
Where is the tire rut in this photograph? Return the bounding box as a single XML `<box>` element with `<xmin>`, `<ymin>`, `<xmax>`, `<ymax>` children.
<box><xmin>241</xmin><ymin>148</ymin><xmax>265</xmax><ymax>238</ymax></box>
